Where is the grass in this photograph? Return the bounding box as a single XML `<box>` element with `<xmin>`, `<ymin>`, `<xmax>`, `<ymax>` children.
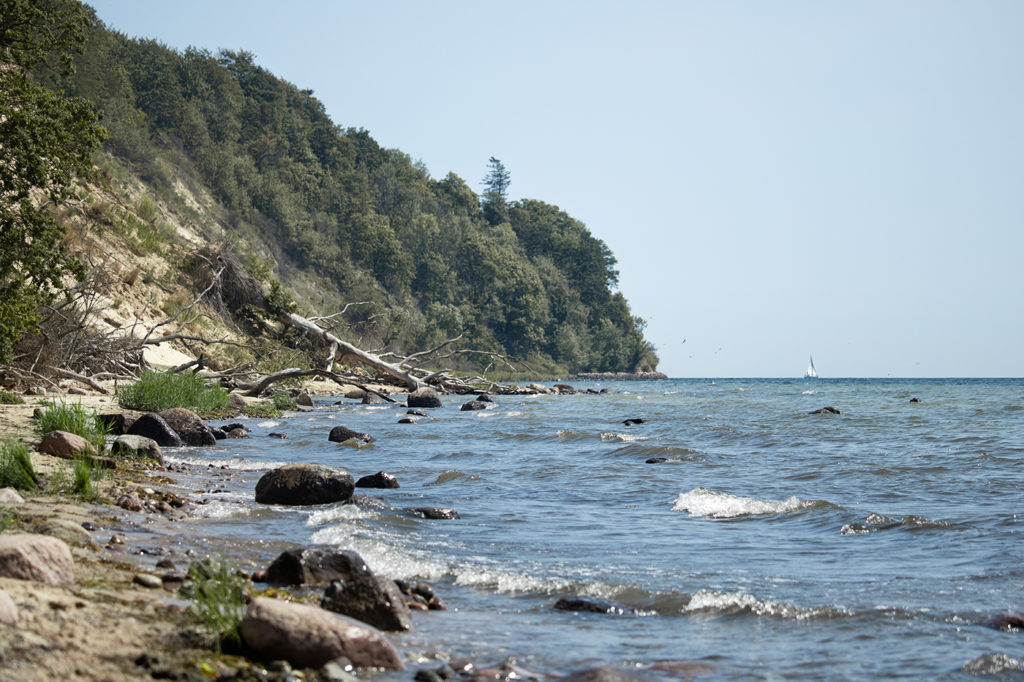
<box><xmin>0</xmin><ymin>440</ymin><xmax>39</xmax><ymax>491</ymax></box>
<box><xmin>117</xmin><ymin>370</ymin><xmax>230</xmax><ymax>415</ymax></box>
<box><xmin>185</xmin><ymin>559</ymin><xmax>247</xmax><ymax>651</ymax></box>
<box><xmin>45</xmin><ymin>456</ymin><xmax>103</xmax><ymax>501</ymax></box>
<box><xmin>0</xmin><ymin>389</ymin><xmax>24</xmax><ymax>405</ymax></box>
<box><xmin>34</xmin><ymin>400</ymin><xmax>108</xmax><ymax>452</ymax></box>
<box><xmin>0</xmin><ymin>512</ymin><xmax>13</xmax><ymax>534</ymax></box>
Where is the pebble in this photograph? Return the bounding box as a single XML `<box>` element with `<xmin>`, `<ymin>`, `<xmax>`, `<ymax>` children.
<box><xmin>133</xmin><ymin>573</ymin><xmax>162</xmax><ymax>589</ymax></box>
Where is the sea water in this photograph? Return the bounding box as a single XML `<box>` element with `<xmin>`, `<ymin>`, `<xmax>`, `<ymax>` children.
<box><xmin>160</xmin><ymin>378</ymin><xmax>1024</xmax><ymax>679</ymax></box>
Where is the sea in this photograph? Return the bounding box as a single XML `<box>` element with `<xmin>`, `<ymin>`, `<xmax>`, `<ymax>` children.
<box><xmin>156</xmin><ymin>378</ymin><xmax>1024</xmax><ymax>680</ymax></box>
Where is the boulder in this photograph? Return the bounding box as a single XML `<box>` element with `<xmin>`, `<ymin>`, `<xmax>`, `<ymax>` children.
<box><xmin>983</xmin><ymin>612</ymin><xmax>1024</xmax><ymax>631</ymax></box>
<box><xmin>38</xmin><ymin>430</ymin><xmax>94</xmax><ymax>458</ymax></box>
<box><xmin>321</xmin><ymin>575</ymin><xmax>412</xmax><ymax>632</ymax></box>
<box><xmin>328</xmin><ymin>426</ymin><xmax>375</xmax><ymax>444</ymax></box>
<box><xmin>407</xmin><ymin>387</ymin><xmax>442</xmax><ymax>409</ymax></box>
<box><xmin>35</xmin><ymin>519</ymin><xmax>92</xmax><ymax>547</ymax></box>
<box><xmin>0</xmin><ymin>588</ymin><xmax>17</xmax><ymax>627</ymax></box>
<box><xmin>460</xmin><ymin>400</ymin><xmax>488</xmax><ymax>412</ymax></box>
<box><xmin>296</xmin><ymin>392</ymin><xmax>314</xmax><ymax>407</ymax></box>
<box><xmin>255</xmin><ymin>464</ymin><xmax>355</xmax><ymax>506</ymax></box>
<box><xmin>264</xmin><ymin>548</ymin><xmax>371</xmax><ymax>586</ymax></box>
<box><xmin>355</xmin><ymin>472</ymin><xmax>399</xmax><ymax>489</ymax></box>
<box><xmin>227</xmin><ymin>393</ymin><xmax>248</xmax><ymax>412</ymax></box>
<box><xmin>126</xmin><ymin>413</ymin><xmax>183</xmax><ymax>447</ymax></box>
<box><xmin>552</xmin><ymin>383</ymin><xmax>576</xmax><ymax>394</ymax></box>
<box><xmin>554</xmin><ymin>595</ymin><xmax>631</xmax><ymax>614</ymax></box>
<box><xmin>361</xmin><ymin>392</ymin><xmax>388</xmax><ymax>405</ymax></box>
<box><xmin>409</xmin><ymin>507</ymin><xmax>460</xmax><ymax>520</ymax></box>
<box><xmin>343</xmin><ymin>495</ymin><xmax>390</xmax><ymax>511</ymax></box>
<box><xmin>0</xmin><ymin>533</ymin><xmax>75</xmax><ymax>585</ymax></box>
<box><xmin>226</xmin><ymin>427</ymin><xmax>249</xmax><ymax>439</ymax></box>
<box><xmin>159</xmin><ymin>408</ymin><xmax>217</xmax><ymax>446</ymax></box>
<box><xmin>97</xmin><ymin>412</ymin><xmax>128</xmax><ymax>435</ymax></box>
<box><xmin>527</xmin><ymin>383</ymin><xmax>551</xmax><ymax>394</ymax></box>
<box><xmin>809</xmin><ymin>406</ymin><xmax>841</xmax><ymax>415</ymax></box>
<box><xmin>111</xmin><ymin>434</ymin><xmax>163</xmax><ymax>461</ymax></box>
<box><xmin>240</xmin><ymin>597</ymin><xmax>404</xmax><ymax>670</ymax></box>
<box><xmin>0</xmin><ymin>488</ymin><xmax>24</xmax><ymax>504</ymax></box>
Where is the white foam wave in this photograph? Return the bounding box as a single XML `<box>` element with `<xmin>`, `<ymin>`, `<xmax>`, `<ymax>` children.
<box><xmin>683</xmin><ymin>589</ymin><xmax>846</xmax><ymax>620</ymax></box>
<box><xmin>802</xmin><ymin>390</ymin><xmax>816</xmax><ymax>395</ymax></box>
<box><xmin>164</xmin><ymin>455</ymin><xmax>285</xmax><ymax>471</ymax></box>
<box><xmin>257</xmin><ymin>420</ymin><xmax>283</xmax><ymax>428</ymax></box>
<box><xmin>306</xmin><ymin>504</ymin><xmax>377</xmax><ymax>526</ymax></box>
<box><xmin>671</xmin><ymin>487</ymin><xmax>813</xmax><ymax>518</ymax></box>
<box><xmin>190</xmin><ymin>500</ymin><xmax>255</xmax><ymax>520</ymax></box>
<box><xmin>600</xmin><ymin>432</ymin><xmax>649</xmax><ymax>443</ymax></box>
<box><xmin>309</xmin><ymin>525</ymin><xmax>448</xmax><ymax>580</ymax></box>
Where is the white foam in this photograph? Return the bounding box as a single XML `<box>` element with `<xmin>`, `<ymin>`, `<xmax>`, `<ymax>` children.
<box><xmin>189</xmin><ymin>500</ymin><xmax>255</xmax><ymax>520</ymax></box>
<box><xmin>600</xmin><ymin>432</ymin><xmax>649</xmax><ymax>443</ymax></box>
<box><xmin>164</xmin><ymin>455</ymin><xmax>285</xmax><ymax>471</ymax></box>
<box><xmin>306</xmin><ymin>504</ymin><xmax>376</xmax><ymax>526</ymax></box>
<box><xmin>257</xmin><ymin>420</ymin><xmax>283</xmax><ymax>428</ymax></box>
<box><xmin>671</xmin><ymin>487</ymin><xmax>812</xmax><ymax>518</ymax></box>
<box><xmin>683</xmin><ymin>589</ymin><xmax>848</xmax><ymax>620</ymax></box>
<box><xmin>802</xmin><ymin>390</ymin><xmax>816</xmax><ymax>395</ymax></box>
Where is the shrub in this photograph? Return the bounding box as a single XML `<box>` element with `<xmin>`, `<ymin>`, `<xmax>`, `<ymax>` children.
<box><xmin>271</xmin><ymin>393</ymin><xmax>297</xmax><ymax>411</ymax></box>
<box><xmin>185</xmin><ymin>558</ymin><xmax>247</xmax><ymax>651</ymax></box>
<box><xmin>117</xmin><ymin>370</ymin><xmax>229</xmax><ymax>415</ymax></box>
<box><xmin>0</xmin><ymin>389</ymin><xmax>23</xmax><ymax>405</ymax></box>
<box><xmin>0</xmin><ymin>440</ymin><xmax>38</xmax><ymax>491</ymax></box>
<box><xmin>34</xmin><ymin>400</ymin><xmax>107</xmax><ymax>452</ymax></box>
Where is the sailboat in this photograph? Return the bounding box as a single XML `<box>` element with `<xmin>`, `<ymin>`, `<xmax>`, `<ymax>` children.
<box><xmin>804</xmin><ymin>355</ymin><xmax>818</xmax><ymax>379</ymax></box>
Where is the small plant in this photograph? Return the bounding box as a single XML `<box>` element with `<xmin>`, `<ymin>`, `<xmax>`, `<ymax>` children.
<box><xmin>0</xmin><ymin>389</ymin><xmax>23</xmax><ymax>405</ymax></box>
<box><xmin>0</xmin><ymin>440</ymin><xmax>38</xmax><ymax>491</ymax></box>
<box><xmin>71</xmin><ymin>456</ymin><xmax>102</xmax><ymax>501</ymax></box>
<box><xmin>271</xmin><ymin>393</ymin><xmax>297</xmax><ymax>411</ymax></box>
<box><xmin>186</xmin><ymin>558</ymin><xmax>247</xmax><ymax>651</ymax></box>
<box><xmin>0</xmin><ymin>512</ymin><xmax>14</xmax><ymax>533</ymax></box>
<box><xmin>34</xmin><ymin>400</ymin><xmax>107</xmax><ymax>452</ymax></box>
<box><xmin>241</xmin><ymin>401</ymin><xmax>280</xmax><ymax>419</ymax></box>
<box><xmin>117</xmin><ymin>370</ymin><xmax>229</xmax><ymax>415</ymax></box>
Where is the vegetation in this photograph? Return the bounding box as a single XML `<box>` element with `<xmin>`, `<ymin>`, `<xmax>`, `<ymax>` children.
<box><xmin>34</xmin><ymin>400</ymin><xmax>107</xmax><ymax>451</ymax></box>
<box><xmin>71</xmin><ymin>455</ymin><xmax>101</xmax><ymax>500</ymax></box>
<box><xmin>0</xmin><ymin>512</ymin><xmax>13</xmax><ymax>534</ymax></box>
<box><xmin>0</xmin><ymin>390</ymin><xmax>24</xmax><ymax>405</ymax></box>
<box><xmin>117</xmin><ymin>370</ymin><xmax>229</xmax><ymax>414</ymax></box>
<box><xmin>271</xmin><ymin>393</ymin><xmax>297</xmax><ymax>411</ymax></box>
<box><xmin>0</xmin><ymin>439</ymin><xmax>38</xmax><ymax>491</ymax></box>
<box><xmin>185</xmin><ymin>558</ymin><xmax>247</xmax><ymax>651</ymax></box>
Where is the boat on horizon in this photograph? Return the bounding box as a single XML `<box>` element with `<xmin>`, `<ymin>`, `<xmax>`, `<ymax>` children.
<box><xmin>805</xmin><ymin>355</ymin><xmax>818</xmax><ymax>379</ymax></box>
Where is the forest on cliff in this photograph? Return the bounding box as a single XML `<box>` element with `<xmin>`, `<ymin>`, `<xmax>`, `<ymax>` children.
<box><xmin>22</xmin><ymin>2</ymin><xmax>658</xmax><ymax>376</ymax></box>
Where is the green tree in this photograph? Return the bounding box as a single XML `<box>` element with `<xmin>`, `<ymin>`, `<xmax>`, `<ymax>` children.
<box><xmin>0</xmin><ymin>0</ymin><xmax>106</xmax><ymax>361</ymax></box>
<box><xmin>481</xmin><ymin>156</ymin><xmax>510</xmax><ymax>226</ymax></box>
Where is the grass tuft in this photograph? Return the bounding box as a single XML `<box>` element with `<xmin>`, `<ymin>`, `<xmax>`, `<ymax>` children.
<box><xmin>34</xmin><ymin>400</ymin><xmax>108</xmax><ymax>451</ymax></box>
<box><xmin>0</xmin><ymin>389</ymin><xmax>24</xmax><ymax>405</ymax></box>
<box><xmin>0</xmin><ymin>440</ymin><xmax>38</xmax><ymax>491</ymax></box>
<box><xmin>185</xmin><ymin>558</ymin><xmax>247</xmax><ymax>651</ymax></box>
<box><xmin>117</xmin><ymin>370</ymin><xmax>229</xmax><ymax>415</ymax></box>
<box><xmin>72</xmin><ymin>456</ymin><xmax>102</xmax><ymax>501</ymax></box>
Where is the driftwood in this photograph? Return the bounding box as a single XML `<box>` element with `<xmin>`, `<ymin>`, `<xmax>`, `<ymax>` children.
<box><xmin>235</xmin><ymin>367</ymin><xmax>395</xmax><ymax>402</ymax></box>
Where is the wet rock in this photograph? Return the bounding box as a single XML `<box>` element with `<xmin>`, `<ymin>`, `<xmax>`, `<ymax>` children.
<box><xmin>159</xmin><ymin>408</ymin><xmax>217</xmax><ymax>446</ymax></box>
<box><xmin>409</xmin><ymin>507</ymin><xmax>460</xmax><ymax>520</ymax></box>
<box><xmin>126</xmin><ymin>413</ymin><xmax>183</xmax><ymax>447</ymax></box>
<box><xmin>0</xmin><ymin>488</ymin><xmax>24</xmax><ymax>504</ymax></box>
<box><xmin>527</xmin><ymin>383</ymin><xmax>551</xmax><ymax>394</ymax></box>
<box><xmin>210</xmin><ymin>427</ymin><xmax>227</xmax><ymax>440</ymax></box>
<box><xmin>38</xmin><ymin>430</ymin><xmax>94</xmax><ymax>458</ymax></box>
<box><xmin>809</xmin><ymin>406</ymin><xmax>841</xmax><ymax>415</ymax></box>
<box><xmin>321</xmin><ymin>574</ymin><xmax>412</xmax><ymax>631</ymax></box>
<box><xmin>407</xmin><ymin>387</ymin><xmax>442</xmax><ymax>409</ymax></box>
<box><xmin>557</xmin><ymin>666</ymin><xmax>647</xmax><ymax>682</ymax></box>
<box><xmin>268</xmin><ymin>432</ymin><xmax>288</xmax><ymax>439</ymax></box>
<box><xmin>328</xmin><ymin>426</ymin><xmax>375</xmax><ymax>444</ymax></box>
<box><xmin>0</xmin><ymin>534</ymin><xmax>75</xmax><ymax>585</ymax></box>
<box><xmin>239</xmin><ymin>597</ymin><xmax>404</xmax><ymax>670</ymax></box>
<box><xmin>622</xmin><ymin>418</ymin><xmax>646</xmax><ymax>426</ymax></box>
<box><xmin>343</xmin><ymin>495</ymin><xmax>390</xmax><ymax>511</ymax></box>
<box><xmin>397</xmin><ymin>417</ymin><xmax>416</xmax><ymax>424</ymax></box>
<box><xmin>0</xmin><ymin>588</ymin><xmax>17</xmax><ymax>627</ymax></box>
<box><xmin>983</xmin><ymin>612</ymin><xmax>1024</xmax><ymax>631</ymax></box>
<box><xmin>355</xmin><ymin>472</ymin><xmax>399</xmax><ymax>489</ymax></box>
<box><xmin>111</xmin><ymin>434</ymin><xmax>163</xmax><ymax>461</ymax></box>
<box><xmin>255</xmin><ymin>463</ymin><xmax>355</xmax><ymax>506</ymax></box>
<box><xmin>554</xmin><ymin>595</ymin><xmax>631</xmax><ymax>614</ymax></box>
<box><xmin>264</xmin><ymin>548</ymin><xmax>371</xmax><ymax>586</ymax></box>
<box><xmin>909</xmin><ymin>397</ymin><xmax>922</xmax><ymax>403</ymax></box>
<box><xmin>407</xmin><ymin>410</ymin><xmax>426</xmax><ymax>417</ymax></box>
<box><xmin>133</xmin><ymin>573</ymin><xmax>162</xmax><ymax>589</ymax></box>
<box><xmin>296</xmin><ymin>392</ymin><xmax>315</xmax><ymax>407</ymax></box>
<box><xmin>227</xmin><ymin>427</ymin><xmax>249</xmax><ymax>438</ymax></box>
<box><xmin>116</xmin><ymin>493</ymin><xmax>144</xmax><ymax>512</ymax></box>
<box><xmin>321</xmin><ymin>658</ymin><xmax>360</xmax><ymax>682</ymax></box>
<box><xmin>460</xmin><ymin>400</ymin><xmax>489</xmax><ymax>411</ymax></box>
<box><xmin>645</xmin><ymin>457</ymin><xmax>668</xmax><ymax>464</ymax></box>
<box><xmin>35</xmin><ymin>519</ymin><xmax>92</xmax><ymax>547</ymax></box>
<box><xmin>361</xmin><ymin>392</ymin><xmax>389</xmax><ymax>405</ymax></box>
<box><xmin>552</xmin><ymin>383</ymin><xmax>576</xmax><ymax>394</ymax></box>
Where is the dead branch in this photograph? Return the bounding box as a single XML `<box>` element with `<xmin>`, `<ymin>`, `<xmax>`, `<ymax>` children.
<box><xmin>235</xmin><ymin>367</ymin><xmax>395</xmax><ymax>402</ymax></box>
<box><xmin>43</xmin><ymin>366</ymin><xmax>111</xmax><ymax>394</ymax></box>
<box><xmin>139</xmin><ymin>259</ymin><xmax>226</xmax><ymax>346</ymax></box>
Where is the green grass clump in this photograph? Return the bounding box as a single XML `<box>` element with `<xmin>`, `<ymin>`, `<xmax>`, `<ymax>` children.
<box><xmin>240</xmin><ymin>400</ymin><xmax>279</xmax><ymax>419</ymax></box>
<box><xmin>117</xmin><ymin>370</ymin><xmax>229</xmax><ymax>415</ymax></box>
<box><xmin>271</xmin><ymin>393</ymin><xmax>297</xmax><ymax>411</ymax></box>
<box><xmin>0</xmin><ymin>512</ymin><xmax>14</xmax><ymax>534</ymax></box>
<box><xmin>185</xmin><ymin>559</ymin><xmax>247</xmax><ymax>651</ymax></box>
<box><xmin>0</xmin><ymin>440</ymin><xmax>38</xmax><ymax>491</ymax></box>
<box><xmin>34</xmin><ymin>400</ymin><xmax>108</xmax><ymax>451</ymax></box>
<box><xmin>72</xmin><ymin>456</ymin><xmax>102</xmax><ymax>501</ymax></box>
<box><xmin>0</xmin><ymin>389</ymin><xmax>23</xmax><ymax>405</ymax></box>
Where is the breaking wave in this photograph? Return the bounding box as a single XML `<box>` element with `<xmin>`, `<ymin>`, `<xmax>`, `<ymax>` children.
<box><xmin>671</xmin><ymin>487</ymin><xmax>828</xmax><ymax>518</ymax></box>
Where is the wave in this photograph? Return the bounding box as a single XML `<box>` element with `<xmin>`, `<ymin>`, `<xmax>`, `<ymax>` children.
<box><xmin>600</xmin><ymin>432</ymin><xmax>650</xmax><ymax>443</ymax></box>
<box><xmin>671</xmin><ymin>487</ymin><xmax>828</xmax><ymax>519</ymax></box>
<box><xmin>962</xmin><ymin>653</ymin><xmax>1024</xmax><ymax>674</ymax></box>
<box><xmin>681</xmin><ymin>589</ymin><xmax>850</xmax><ymax>621</ymax></box>
<box><xmin>164</xmin><ymin>454</ymin><xmax>285</xmax><ymax>471</ymax></box>
<box><xmin>840</xmin><ymin>512</ymin><xmax>954</xmax><ymax>535</ymax></box>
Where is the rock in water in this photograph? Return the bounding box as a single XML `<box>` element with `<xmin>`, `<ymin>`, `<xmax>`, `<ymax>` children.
<box><xmin>240</xmin><ymin>597</ymin><xmax>404</xmax><ymax>670</ymax></box>
<box><xmin>460</xmin><ymin>400</ymin><xmax>488</xmax><ymax>411</ymax></box>
<box><xmin>159</xmin><ymin>408</ymin><xmax>217</xmax><ymax>446</ymax></box>
<box><xmin>111</xmin><ymin>434</ymin><xmax>163</xmax><ymax>461</ymax></box>
<box><xmin>355</xmin><ymin>472</ymin><xmax>399</xmax><ymax>489</ymax></box>
<box><xmin>553</xmin><ymin>595</ymin><xmax>631</xmax><ymax>614</ymax></box>
<box><xmin>321</xmin><ymin>575</ymin><xmax>413</xmax><ymax>632</ymax></box>
<box><xmin>407</xmin><ymin>387</ymin><xmax>442</xmax><ymax>409</ymax></box>
<box><xmin>255</xmin><ymin>463</ymin><xmax>355</xmax><ymax>505</ymax></box>
<box><xmin>328</xmin><ymin>426</ymin><xmax>375</xmax><ymax>444</ymax></box>
<box><xmin>809</xmin><ymin>406</ymin><xmax>841</xmax><ymax>415</ymax></box>
<box><xmin>264</xmin><ymin>548</ymin><xmax>371</xmax><ymax>586</ymax></box>
<box><xmin>126</xmin><ymin>413</ymin><xmax>183</xmax><ymax>447</ymax></box>
<box><xmin>0</xmin><ymin>534</ymin><xmax>75</xmax><ymax>585</ymax></box>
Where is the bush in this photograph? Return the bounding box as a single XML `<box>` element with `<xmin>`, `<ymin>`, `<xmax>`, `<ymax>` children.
<box><xmin>0</xmin><ymin>389</ymin><xmax>23</xmax><ymax>405</ymax></box>
<box><xmin>117</xmin><ymin>370</ymin><xmax>230</xmax><ymax>415</ymax></box>
<box><xmin>0</xmin><ymin>440</ymin><xmax>38</xmax><ymax>491</ymax></box>
<box><xmin>34</xmin><ymin>401</ymin><xmax>107</xmax><ymax>452</ymax></box>
<box><xmin>271</xmin><ymin>393</ymin><xmax>297</xmax><ymax>411</ymax></box>
<box><xmin>185</xmin><ymin>558</ymin><xmax>247</xmax><ymax>651</ymax></box>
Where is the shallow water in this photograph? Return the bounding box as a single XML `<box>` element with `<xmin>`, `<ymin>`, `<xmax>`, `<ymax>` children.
<box><xmin>161</xmin><ymin>378</ymin><xmax>1024</xmax><ymax>679</ymax></box>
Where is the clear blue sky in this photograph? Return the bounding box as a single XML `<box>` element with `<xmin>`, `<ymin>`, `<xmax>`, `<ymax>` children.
<box><xmin>87</xmin><ymin>1</ymin><xmax>1023</xmax><ymax>377</ymax></box>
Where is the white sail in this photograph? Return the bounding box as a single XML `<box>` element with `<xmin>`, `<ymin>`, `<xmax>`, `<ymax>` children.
<box><xmin>805</xmin><ymin>355</ymin><xmax>818</xmax><ymax>379</ymax></box>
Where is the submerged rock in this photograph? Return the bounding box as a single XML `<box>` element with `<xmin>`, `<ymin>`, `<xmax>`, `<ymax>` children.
<box><xmin>460</xmin><ymin>400</ymin><xmax>489</xmax><ymax>411</ymax></box>
<box><xmin>809</xmin><ymin>406</ymin><xmax>841</xmax><ymax>415</ymax></box>
<box><xmin>255</xmin><ymin>463</ymin><xmax>355</xmax><ymax>506</ymax></box>
<box><xmin>622</xmin><ymin>418</ymin><xmax>646</xmax><ymax>426</ymax></box>
<box><xmin>983</xmin><ymin>612</ymin><xmax>1024</xmax><ymax>631</ymax></box>
<box><xmin>554</xmin><ymin>595</ymin><xmax>632</xmax><ymax>614</ymax></box>
<box><xmin>321</xmin><ymin>574</ymin><xmax>413</xmax><ymax>632</ymax></box>
<box><xmin>264</xmin><ymin>548</ymin><xmax>371</xmax><ymax>586</ymax></box>
<box><xmin>409</xmin><ymin>507</ymin><xmax>460</xmax><ymax>520</ymax></box>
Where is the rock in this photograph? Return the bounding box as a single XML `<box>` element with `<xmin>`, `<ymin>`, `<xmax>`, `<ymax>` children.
<box><xmin>355</xmin><ymin>472</ymin><xmax>399</xmax><ymax>489</ymax></box>
<box><xmin>159</xmin><ymin>408</ymin><xmax>217</xmax><ymax>446</ymax></box>
<box><xmin>983</xmin><ymin>612</ymin><xmax>1024</xmax><ymax>631</ymax></box>
<box><xmin>0</xmin><ymin>534</ymin><xmax>75</xmax><ymax>585</ymax></box>
<box><xmin>361</xmin><ymin>392</ymin><xmax>388</xmax><ymax>405</ymax></box>
<box><xmin>343</xmin><ymin>495</ymin><xmax>390</xmax><ymax>511</ymax></box>
<box><xmin>239</xmin><ymin>597</ymin><xmax>404</xmax><ymax>670</ymax></box>
<box><xmin>265</xmin><ymin>548</ymin><xmax>371</xmax><ymax>586</ymax></box>
<box><xmin>409</xmin><ymin>507</ymin><xmax>460</xmax><ymax>520</ymax></box>
<box><xmin>133</xmin><ymin>573</ymin><xmax>163</xmax><ymax>589</ymax></box>
<box><xmin>557</xmin><ymin>666</ymin><xmax>647</xmax><ymax>682</ymax></box>
<box><xmin>97</xmin><ymin>412</ymin><xmax>128</xmax><ymax>435</ymax></box>
<box><xmin>116</xmin><ymin>493</ymin><xmax>144</xmax><ymax>512</ymax></box>
<box><xmin>622</xmin><ymin>418</ymin><xmax>645</xmax><ymax>426</ymax></box>
<box><xmin>328</xmin><ymin>426</ymin><xmax>375</xmax><ymax>444</ymax></box>
<box><xmin>255</xmin><ymin>464</ymin><xmax>355</xmax><ymax>506</ymax></box>
<box><xmin>226</xmin><ymin>427</ymin><xmax>249</xmax><ymax>438</ymax></box>
<box><xmin>321</xmin><ymin>659</ymin><xmax>360</xmax><ymax>682</ymax></box>
<box><xmin>126</xmin><ymin>413</ymin><xmax>183</xmax><ymax>447</ymax></box>
<box><xmin>268</xmin><ymin>432</ymin><xmax>288</xmax><ymax>439</ymax></box>
<box><xmin>210</xmin><ymin>428</ymin><xmax>227</xmax><ymax>440</ymax></box>
<box><xmin>406</xmin><ymin>410</ymin><xmax>426</xmax><ymax>417</ymax></box>
<box><xmin>552</xmin><ymin>383</ymin><xmax>576</xmax><ymax>394</ymax></box>
<box><xmin>554</xmin><ymin>595</ymin><xmax>631</xmax><ymax>614</ymax></box>
<box><xmin>321</xmin><ymin>574</ymin><xmax>412</xmax><ymax>631</ymax></box>
<box><xmin>0</xmin><ymin>588</ymin><xmax>17</xmax><ymax>627</ymax></box>
<box><xmin>38</xmin><ymin>430</ymin><xmax>94</xmax><ymax>458</ymax></box>
<box><xmin>0</xmin><ymin>488</ymin><xmax>24</xmax><ymax>504</ymax></box>
<box><xmin>909</xmin><ymin>397</ymin><xmax>922</xmax><ymax>403</ymax></box>
<box><xmin>344</xmin><ymin>388</ymin><xmax>366</xmax><ymax>400</ymax></box>
<box><xmin>460</xmin><ymin>400</ymin><xmax>488</xmax><ymax>411</ymax></box>
<box><xmin>227</xmin><ymin>393</ymin><xmax>248</xmax><ymax>411</ymax></box>
<box><xmin>296</xmin><ymin>392</ymin><xmax>314</xmax><ymax>407</ymax></box>
<box><xmin>407</xmin><ymin>387</ymin><xmax>442</xmax><ymax>409</ymax></box>
<box><xmin>527</xmin><ymin>383</ymin><xmax>551</xmax><ymax>394</ymax></box>
<box><xmin>645</xmin><ymin>457</ymin><xmax>668</xmax><ymax>464</ymax></box>
<box><xmin>35</xmin><ymin>519</ymin><xmax>92</xmax><ymax>547</ymax></box>
<box><xmin>111</xmin><ymin>434</ymin><xmax>163</xmax><ymax>461</ymax></box>
<box><xmin>397</xmin><ymin>417</ymin><xmax>416</xmax><ymax>424</ymax></box>
<box><xmin>809</xmin><ymin>406</ymin><xmax>841</xmax><ymax>415</ymax></box>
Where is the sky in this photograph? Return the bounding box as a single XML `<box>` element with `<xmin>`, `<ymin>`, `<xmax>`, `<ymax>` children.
<box><xmin>86</xmin><ymin>0</ymin><xmax>1023</xmax><ymax>377</ymax></box>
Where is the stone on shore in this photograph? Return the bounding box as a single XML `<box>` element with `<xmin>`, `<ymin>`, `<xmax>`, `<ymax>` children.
<box><xmin>111</xmin><ymin>434</ymin><xmax>163</xmax><ymax>461</ymax></box>
<box><xmin>264</xmin><ymin>548</ymin><xmax>371</xmax><ymax>586</ymax></box>
<box><xmin>355</xmin><ymin>472</ymin><xmax>399</xmax><ymax>489</ymax></box>
<box><xmin>38</xmin><ymin>430</ymin><xmax>94</xmax><ymax>458</ymax></box>
<box><xmin>321</xmin><ymin>574</ymin><xmax>412</xmax><ymax>632</ymax></box>
<box><xmin>0</xmin><ymin>588</ymin><xmax>17</xmax><ymax>627</ymax></box>
<box><xmin>159</xmin><ymin>408</ymin><xmax>217</xmax><ymax>446</ymax></box>
<box><xmin>328</xmin><ymin>426</ymin><xmax>375</xmax><ymax>444</ymax></box>
<box><xmin>407</xmin><ymin>387</ymin><xmax>442</xmax><ymax>409</ymax></box>
<box><xmin>35</xmin><ymin>518</ymin><xmax>92</xmax><ymax>547</ymax></box>
<box><xmin>126</xmin><ymin>413</ymin><xmax>183</xmax><ymax>447</ymax></box>
<box><xmin>255</xmin><ymin>463</ymin><xmax>355</xmax><ymax>506</ymax></box>
<box><xmin>0</xmin><ymin>488</ymin><xmax>25</xmax><ymax>504</ymax></box>
<box><xmin>0</xmin><ymin>533</ymin><xmax>75</xmax><ymax>585</ymax></box>
<box><xmin>240</xmin><ymin>597</ymin><xmax>404</xmax><ymax>670</ymax></box>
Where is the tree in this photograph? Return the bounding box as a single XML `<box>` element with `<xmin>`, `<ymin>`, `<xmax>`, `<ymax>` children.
<box><xmin>0</xmin><ymin>0</ymin><xmax>106</xmax><ymax>361</ymax></box>
<box><xmin>481</xmin><ymin>156</ymin><xmax>510</xmax><ymax>226</ymax></box>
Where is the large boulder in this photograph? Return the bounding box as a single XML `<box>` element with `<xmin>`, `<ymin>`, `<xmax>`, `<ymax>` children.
<box><xmin>240</xmin><ymin>597</ymin><xmax>404</xmax><ymax>670</ymax></box>
<box><xmin>255</xmin><ymin>463</ymin><xmax>354</xmax><ymax>506</ymax></box>
<box><xmin>126</xmin><ymin>413</ymin><xmax>183</xmax><ymax>447</ymax></box>
<box><xmin>159</xmin><ymin>408</ymin><xmax>216</xmax><ymax>446</ymax></box>
<box><xmin>321</xmin><ymin>575</ymin><xmax>412</xmax><ymax>632</ymax></box>
<box><xmin>0</xmin><ymin>533</ymin><xmax>75</xmax><ymax>585</ymax></box>
<box><xmin>407</xmin><ymin>387</ymin><xmax>442</xmax><ymax>409</ymax></box>
<box><xmin>328</xmin><ymin>426</ymin><xmax>375</xmax><ymax>444</ymax></box>
<box><xmin>264</xmin><ymin>548</ymin><xmax>371</xmax><ymax>586</ymax></box>
<box><xmin>38</xmin><ymin>431</ymin><xmax>94</xmax><ymax>458</ymax></box>
<box><xmin>111</xmin><ymin>434</ymin><xmax>163</xmax><ymax>462</ymax></box>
